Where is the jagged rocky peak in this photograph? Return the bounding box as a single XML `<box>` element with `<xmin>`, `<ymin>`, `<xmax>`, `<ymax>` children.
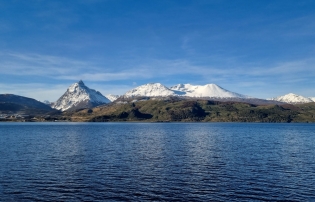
<box><xmin>68</xmin><ymin>80</ymin><xmax>86</xmax><ymax>91</ymax></box>
<box><xmin>269</xmin><ymin>93</ymin><xmax>314</xmax><ymax>104</ymax></box>
<box><xmin>52</xmin><ymin>80</ymin><xmax>111</xmax><ymax>111</ymax></box>
<box><xmin>124</xmin><ymin>83</ymin><xmax>177</xmax><ymax>97</ymax></box>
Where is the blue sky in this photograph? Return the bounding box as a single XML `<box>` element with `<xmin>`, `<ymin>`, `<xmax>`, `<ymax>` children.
<box><xmin>1</xmin><ymin>0</ymin><xmax>315</xmax><ymax>101</ymax></box>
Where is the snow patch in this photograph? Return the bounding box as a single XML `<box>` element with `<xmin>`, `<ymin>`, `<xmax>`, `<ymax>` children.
<box><xmin>309</xmin><ymin>97</ymin><xmax>315</xmax><ymax>102</ymax></box>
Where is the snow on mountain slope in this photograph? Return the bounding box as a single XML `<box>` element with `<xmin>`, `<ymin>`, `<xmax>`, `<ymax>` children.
<box><xmin>268</xmin><ymin>93</ymin><xmax>314</xmax><ymax>104</ymax></box>
<box><xmin>170</xmin><ymin>84</ymin><xmax>249</xmax><ymax>98</ymax></box>
<box><xmin>42</xmin><ymin>100</ymin><xmax>51</xmax><ymax>105</ymax></box>
<box><xmin>52</xmin><ymin>80</ymin><xmax>111</xmax><ymax>111</ymax></box>
<box><xmin>123</xmin><ymin>83</ymin><xmax>177</xmax><ymax>97</ymax></box>
<box><xmin>309</xmin><ymin>97</ymin><xmax>315</xmax><ymax>102</ymax></box>
<box><xmin>106</xmin><ymin>94</ymin><xmax>120</xmax><ymax>102</ymax></box>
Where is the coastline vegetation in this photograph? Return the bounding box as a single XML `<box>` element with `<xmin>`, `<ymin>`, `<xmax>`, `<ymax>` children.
<box><xmin>69</xmin><ymin>99</ymin><xmax>315</xmax><ymax>123</ymax></box>
<box><xmin>2</xmin><ymin>99</ymin><xmax>315</xmax><ymax>123</ymax></box>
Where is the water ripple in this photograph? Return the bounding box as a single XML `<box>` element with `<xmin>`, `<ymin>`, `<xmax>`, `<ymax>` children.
<box><xmin>0</xmin><ymin>123</ymin><xmax>315</xmax><ymax>201</ymax></box>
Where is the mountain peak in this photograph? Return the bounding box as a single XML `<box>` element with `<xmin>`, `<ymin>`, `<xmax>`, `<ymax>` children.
<box><xmin>204</xmin><ymin>83</ymin><xmax>219</xmax><ymax>87</ymax></box>
<box><xmin>170</xmin><ymin>83</ymin><xmax>249</xmax><ymax>98</ymax></box>
<box><xmin>287</xmin><ymin>93</ymin><xmax>297</xmax><ymax>96</ymax></box>
<box><xmin>52</xmin><ymin>81</ymin><xmax>110</xmax><ymax>111</ymax></box>
<box><xmin>77</xmin><ymin>80</ymin><xmax>86</xmax><ymax>85</ymax></box>
<box><xmin>124</xmin><ymin>83</ymin><xmax>176</xmax><ymax>97</ymax></box>
<box><xmin>67</xmin><ymin>80</ymin><xmax>89</xmax><ymax>93</ymax></box>
<box><xmin>269</xmin><ymin>93</ymin><xmax>313</xmax><ymax>104</ymax></box>
<box><xmin>144</xmin><ymin>82</ymin><xmax>163</xmax><ymax>87</ymax></box>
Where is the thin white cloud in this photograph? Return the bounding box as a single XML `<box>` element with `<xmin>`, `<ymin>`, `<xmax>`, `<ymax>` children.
<box><xmin>2</xmin><ymin>52</ymin><xmax>315</xmax><ymax>83</ymax></box>
<box><xmin>0</xmin><ymin>82</ymin><xmax>134</xmax><ymax>101</ymax></box>
<box><xmin>57</xmin><ymin>72</ymin><xmax>149</xmax><ymax>81</ymax></box>
<box><xmin>246</xmin><ymin>59</ymin><xmax>315</xmax><ymax>76</ymax></box>
<box><xmin>1</xmin><ymin>52</ymin><xmax>315</xmax><ymax>101</ymax></box>
<box><xmin>0</xmin><ymin>52</ymin><xmax>89</xmax><ymax>76</ymax></box>
<box><xmin>87</xmin><ymin>83</ymin><xmax>133</xmax><ymax>96</ymax></box>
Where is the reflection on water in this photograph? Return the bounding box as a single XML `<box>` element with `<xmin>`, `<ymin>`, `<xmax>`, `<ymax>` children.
<box><xmin>0</xmin><ymin>123</ymin><xmax>315</xmax><ymax>201</ymax></box>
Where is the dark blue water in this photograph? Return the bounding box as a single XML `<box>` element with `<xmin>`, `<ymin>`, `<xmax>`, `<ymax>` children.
<box><xmin>0</xmin><ymin>123</ymin><xmax>315</xmax><ymax>201</ymax></box>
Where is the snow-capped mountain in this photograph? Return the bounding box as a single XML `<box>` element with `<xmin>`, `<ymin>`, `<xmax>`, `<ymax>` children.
<box><xmin>269</xmin><ymin>93</ymin><xmax>314</xmax><ymax>104</ymax></box>
<box><xmin>122</xmin><ymin>82</ymin><xmax>250</xmax><ymax>99</ymax></box>
<box><xmin>170</xmin><ymin>83</ymin><xmax>249</xmax><ymax>98</ymax></box>
<box><xmin>123</xmin><ymin>83</ymin><xmax>177</xmax><ymax>97</ymax></box>
<box><xmin>106</xmin><ymin>94</ymin><xmax>120</xmax><ymax>102</ymax></box>
<box><xmin>105</xmin><ymin>94</ymin><xmax>120</xmax><ymax>102</ymax></box>
<box><xmin>52</xmin><ymin>80</ymin><xmax>111</xmax><ymax>111</ymax></box>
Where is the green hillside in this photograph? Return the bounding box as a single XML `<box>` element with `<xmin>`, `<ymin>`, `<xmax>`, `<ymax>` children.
<box><xmin>68</xmin><ymin>99</ymin><xmax>315</xmax><ymax>123</ymax></box>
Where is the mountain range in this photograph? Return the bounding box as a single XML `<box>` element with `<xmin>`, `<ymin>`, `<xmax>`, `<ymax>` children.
<box><xmin>50</xmin><ymin>81</ymin><xmax>254</xmax><ymax>111</ymax></box>
<box><xmin>44</xmin><ymin>81</ymin><xmax>315</xmax><ymax>111</ymax></box>
<box><xmin>1</xmin><ymin>80</ymin><xmax>315</xmax><ymax>113</ymax></box>
<box><xmin>122</xmin><ymin>82</ymin><xmax>250</xmax><ymax>98</ymax></box>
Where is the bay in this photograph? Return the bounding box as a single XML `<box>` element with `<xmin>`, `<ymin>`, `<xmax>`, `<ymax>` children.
<box><xmin>0</xmin><ymin>123</ymin><xmax>315</xmax><ymax>201</ymax></box>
